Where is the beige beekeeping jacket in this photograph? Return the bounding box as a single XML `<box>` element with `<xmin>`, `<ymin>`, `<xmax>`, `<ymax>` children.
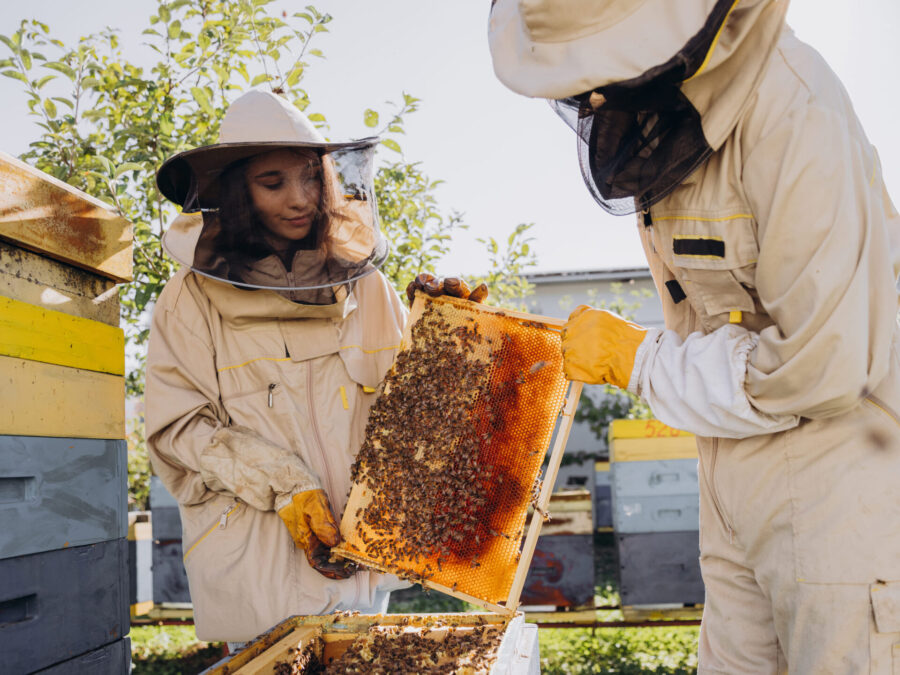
<box><xmin>623</xmin><ymin>15</ymin><xmax>900</xmax><ymax>673</ymax></box>
<box><xmin>628</xmin><ymin>21</ymin><xmax>900</xmax><ymax>439</ymax></box>
<box><xmin>145</xmin><ymin>218</ymin><xmax>407</xmax><ymax>642</ymax></box>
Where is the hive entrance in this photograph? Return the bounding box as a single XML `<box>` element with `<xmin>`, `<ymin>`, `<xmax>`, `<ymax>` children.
<box><xmin>333</xmin><ymin>293</ymin><xmax>582</xmax><ymax>612</ymax></box>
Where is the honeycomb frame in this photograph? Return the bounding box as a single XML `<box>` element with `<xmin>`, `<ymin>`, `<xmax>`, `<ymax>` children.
<box><xmin>333</xmin><ymin>293</ymin><xmax>583</xmax><ymax>614</ymax></box>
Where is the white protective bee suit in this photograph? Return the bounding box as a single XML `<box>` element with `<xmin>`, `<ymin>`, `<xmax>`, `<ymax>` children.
<box><xmin>489</xmin><ymin>0</ymin><xmax>900</xmax><ymax>672</ymax></box>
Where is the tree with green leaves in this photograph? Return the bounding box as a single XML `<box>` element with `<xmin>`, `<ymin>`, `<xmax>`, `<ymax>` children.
<box><xmin>0</xmin><ymin>0</ymin><xmax>536</xmax><ymax>392</ymax></box>
<box><xmin>1</xmin><ymin>0</ymin><xmax>537</xmax><ymax>509</ymax></box>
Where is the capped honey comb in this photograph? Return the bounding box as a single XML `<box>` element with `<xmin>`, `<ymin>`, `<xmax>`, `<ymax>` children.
<box><xmin>334</xmin><ymin>293</ymin><xmax>576</xmax><ymax>609</ymax></box>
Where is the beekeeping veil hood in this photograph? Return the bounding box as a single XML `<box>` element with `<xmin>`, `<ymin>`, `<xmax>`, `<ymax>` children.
<box><xmin>156</xmin><ymin>90</ymin><xmax>388</xmax><ymax>303</ymax></box>
<box><xmin>488</xmin><ymin>0</ymin><xmax>789</xmax><ymax>215</ymax></box>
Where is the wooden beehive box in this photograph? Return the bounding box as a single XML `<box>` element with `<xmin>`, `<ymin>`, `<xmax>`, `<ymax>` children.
<box><xmin>332</xmin><ymin>293</ymin><xmax>583</xmax><ymax>614</ymax></box>
<box><xmin>0</xmin><ymin>150</ymin><xmax>133</xmax><ymax>673</ymax></box>
<box><xmin>202</xmin><ymin>612</ymin><xmax>536</xmax><ymax>675</ymax></box>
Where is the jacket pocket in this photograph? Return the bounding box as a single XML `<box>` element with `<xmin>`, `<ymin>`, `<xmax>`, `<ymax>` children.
<box><xmin>864</xmin><ymin>394</ymin><xmax>900</xmax><ymax>431</ymax></box>
<box><xmin>787</xmin><ymin>408</ymin><xmax>900</xmax><ymax>584</ymax></box>
<box><xmin>870</xmin><ymin>582</ymin><xmax>900</xmax><ymax>673</ymax></box>
<box><xmin>182</xmin><ymin>496</ymin><xmax>242</xmax><ymax>561</ymax></box>
<box><xmin>658</xmin><ymin>214</ymin><xmax>759</xmax><ymax>322</ymax></box>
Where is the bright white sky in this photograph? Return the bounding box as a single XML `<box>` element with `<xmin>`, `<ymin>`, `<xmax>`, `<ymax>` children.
<box><xmin>1</xmin><ymin>1</ymin><xmax>898</xmax><ymax>275</ymax></box>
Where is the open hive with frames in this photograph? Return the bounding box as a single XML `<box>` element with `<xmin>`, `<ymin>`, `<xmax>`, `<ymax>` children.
<box><xmin>332</xmin><ymin>292</ymin><xmax>583</xmax><ymax>613</ymax></box>
<box><xmin>202</xmin><ymin>612</ymin><xmax>525</xmax><ymax>675</ymax></box>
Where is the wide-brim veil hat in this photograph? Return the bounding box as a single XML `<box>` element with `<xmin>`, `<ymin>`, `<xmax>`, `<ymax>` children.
<box><xmin>156</xmin><ymin>89</ymin><xmax>388</xmax><ymax>298</ymax></box>
<box><xmin>488</xmin><ymin>0</ymin><xmax>788</xmax><ymax>214</ymax></box>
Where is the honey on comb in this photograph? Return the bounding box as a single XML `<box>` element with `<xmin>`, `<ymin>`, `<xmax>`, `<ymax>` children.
<box><xmin>336</xmin><ymin>294</ymin><xmax>569</xmax><ymax>604</ymax></box>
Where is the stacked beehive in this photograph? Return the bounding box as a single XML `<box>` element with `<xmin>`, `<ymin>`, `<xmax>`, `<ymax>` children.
<box><xmin>593</xmin><ymin>460</ymin><xmax>612</xmax><ymax>531</ymax></box>
<box><xmin>0</xmin><ymin>152</ymin><xmax>133</xmax><ymax>672</ymax></box>
<box><xmin>149</xmin><ymin>474</ymin><xmax>191</xmax><ymax>604</ymax></box>
<box><xmin>520</xmin><ymin>490</ymin><xmax>595</xmax><ymax>609</ymax></box>
<box><xmin>609</xmin><ymin>419</ymin><xmax>704</xmax><ymax>606</ymax></box>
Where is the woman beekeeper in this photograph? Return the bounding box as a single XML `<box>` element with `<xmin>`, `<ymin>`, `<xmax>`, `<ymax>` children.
<box><xmin>146</xmin><ymin>89</ymin><xmax>417</xmax><ymax>643</ymax></box>
<box><xmin>489</xmin><ymin>0</ymin><xmax>900</xmax><ymax>672</ymax></box>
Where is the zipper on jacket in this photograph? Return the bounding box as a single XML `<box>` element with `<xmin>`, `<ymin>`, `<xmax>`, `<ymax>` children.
<box><xmin>268</xmin><ymin>383</ymin><xmax>278</xmax><ymax>408</ymax></box>
<box><xmin>218</xmin><ymin>502</ymin><xmax>235</xmax><ymax>529</ymax></box>
<box><xmin>305</xmin><ymin>363</ymin><xmax>364</xmax><ymax>604</ymax></box>
<box><xmin>707</xmin><ymin>438</ymin><xmax>735</xmax><ymax>544</ymax></box>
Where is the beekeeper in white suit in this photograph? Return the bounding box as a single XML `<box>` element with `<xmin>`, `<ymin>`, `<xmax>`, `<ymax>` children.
<box><xmin>489</xmin><ymin>0</ymin><xmax>900</xmax><ymax>672</ymax></box>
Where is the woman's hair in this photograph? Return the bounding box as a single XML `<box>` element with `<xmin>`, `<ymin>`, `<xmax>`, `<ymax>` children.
<box><xmin>192</xmin><ymin>148</ymin><xmax>375</xmax><ymax>281</ymax></box>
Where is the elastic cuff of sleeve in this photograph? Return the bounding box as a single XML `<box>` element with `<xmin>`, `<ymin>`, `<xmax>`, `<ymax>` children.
<box><xmin>274</xmin><ymin>480</ymin><xmax>322</xmax><ymax>513</ymax></box>
<box><xmin>627</xmin><ymin>328</ymin><xmax>662</xmax><ymax>396</ymax></box>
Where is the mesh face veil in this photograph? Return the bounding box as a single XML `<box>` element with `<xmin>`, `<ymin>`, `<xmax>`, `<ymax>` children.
<box><xmin>158</xmin><ymin>139</ymin><xmax>388</xmax><ymax>304</ymax></box>
<box><xmin>547</xmin><ymin>0</ymin><xmax>736</xmax><ymax>216</ymax></box>
<box><xmin>549</xmin><ymin>85</ymin><xmax>713</xmax><ymax>216</ymax></box>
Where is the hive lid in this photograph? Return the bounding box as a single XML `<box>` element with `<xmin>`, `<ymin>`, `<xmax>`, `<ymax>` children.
<box><xmin>333</xmin><ymin>292</ymin><xmax>583</xmax><ymax>614</ymax></box>
<box><xmin>0</xmin><ymin>151</ymin><xmax>133</xmax><ymax>282</ymax></box>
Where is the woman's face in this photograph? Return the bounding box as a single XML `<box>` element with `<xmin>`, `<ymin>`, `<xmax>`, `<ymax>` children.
<box><xmin>245</xmin><ymin>149</ymin><xmax>322</xmax><ymax>246</ymax></box>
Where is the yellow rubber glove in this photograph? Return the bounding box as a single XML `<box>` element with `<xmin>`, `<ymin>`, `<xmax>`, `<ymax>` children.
<box><xmin>561</xmin><ymin>305</ymin><xmax>648</xmax><ymax>389</ymax></box>
<box><xmin>277</xmin><ymin>489</ymin><xmax>340</xmax><ymax>550</ymax></box>
<box><xmin>277</xmin><ymin>490</ymin><xmax>357</xmax><ymax>579</ymax></box>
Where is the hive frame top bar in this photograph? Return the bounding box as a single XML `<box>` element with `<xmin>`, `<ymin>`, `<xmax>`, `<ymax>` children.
<box><xmin>333</xmin><ymin>292</ymin><xmax>583</xmax><ymax>615</ymax></box>
<box><xmin>431</xmin><ymin>292</ymin><xmax>566</xmax><ymax>329</ymax></box>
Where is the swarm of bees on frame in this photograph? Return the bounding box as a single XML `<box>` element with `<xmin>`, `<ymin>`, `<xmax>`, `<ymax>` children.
<box><xmin>346</xmin><ymin>300</ymin><xmax>533</xmax><ymax>583</ymax></box>
<box><xmin>274</xmin><ymin>621</ymin><xmax>505</xmax><ymax>674</ymax></box>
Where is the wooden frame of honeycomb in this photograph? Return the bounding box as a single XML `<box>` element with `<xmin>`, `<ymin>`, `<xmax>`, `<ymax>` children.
<box><xmin>332</xmin><ymin>292</ymin><xmax>583</xmax><ymax>614</ymax></box>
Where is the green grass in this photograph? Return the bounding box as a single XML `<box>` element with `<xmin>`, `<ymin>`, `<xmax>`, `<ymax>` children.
<box><xmin>539</xmin><ymin>626</ymin><xmax>699</xmax><ymax>674</ymax></box>
<box><xmin>130</xmin><ymin>625</ymin><xmax>224</xmax><ymax>674</ymax></box>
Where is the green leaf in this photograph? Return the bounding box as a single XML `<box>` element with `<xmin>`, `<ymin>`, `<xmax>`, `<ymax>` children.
<box><xmin>190</xmin><ymin>86</ymin><xmax>215</xmax><ymax>115</ymax></box>
<box><xmin>363</xmin><ymin>109</ymin><xmax>379</xmax><ymax>128</ymax></box>
<box><xmin>1</xmin><ymin>69</ymin><xmax>27</xmax><ymax>83</ymax></box>
<box><xmin>42</xmin><ymin>61</ymin><xmax>75</xmax><ymax>79</ymax></box>
<box><xmin>158</xmin><ymin>5</ymin><xmax>170</xmax><ymax>22</ymax></box>
<box><xmin>20</xmin><ymin>50</ymin><xmax>31</xmax><ymax>70</ymax></box>
<box><xmin>159</xmin><ymin>116</ymin><xmax>175</xmax><ymax>136</ymax></box>
<box><xmin>95</xmin><ymin>155</ymin><xmax>114</xmax><ymax>174</ymax></box>
<box><xmin>380</xmin><ymin>138</ymin><xmax>402</xmax><ymax>154</ymax></box>
<box><xmin>114</xmin><ymin>162</ymin><xmax>144</xmax><ymax>178</ymax></box>
<box><xmin>309</xmin><ymin>48</ymin><xmax>323</xmax><ymax>58</ymax></box>
<box><xmin>0</xmin><ymin>35</ymin><xmax>16</xmax><ymax>52</ymax></box>
<box><xmin>286</xmin><ymin>66</ymin><xmax>303</xmax><ymax>87</ymax></box>
<box><xmin>167</xmin><ymin>21</ymin><xmax>182</xmax><ymax>40</ymax></box>
<box><xmin>250</xmin><ymin>73</ymin><xmax>269</xmax><ymax>86</ymax></box>
<box><xmin>307</xmin><ymin>112</ymin><xmax>325</xmax><ymax>122</ymax></box>
<box><xmin>293</xmin><ymin>12</ymin><xmax>313</xmax><ymax>23</ymax></box>
<box><xmin>33</xmin><ymin>74</ymin><xmax>55</xmax><ymax>89</ymax></box>
<box><xmin>42</xmin><ymin>98</ymin><xmax>56</xmax><ymax>118</ymax></box>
